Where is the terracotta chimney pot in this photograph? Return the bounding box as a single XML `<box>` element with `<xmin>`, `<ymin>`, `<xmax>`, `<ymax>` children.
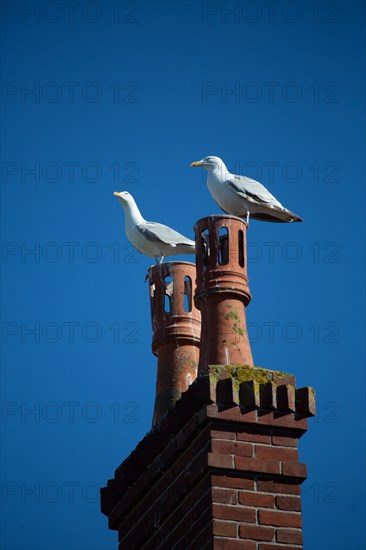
<box><xmin>148</xmin><ymin>261</ymin><xmax>201</xmax><ymax>425</ymax></box>
<box><xmin>194</xmin><ymin>215</ymin><xmax>253</xmax><ymax>372</ymax></box>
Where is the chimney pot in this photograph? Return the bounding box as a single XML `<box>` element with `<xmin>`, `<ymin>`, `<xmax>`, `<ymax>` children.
<box><xmin>194</xmin><ymin>215</ymin><xmax>254</xmax><ymax>372</ymax></box>
<box><xmin>148</xmin><ymin>261</ymin><xmax>201</xmax><ymax>426</ymax></box>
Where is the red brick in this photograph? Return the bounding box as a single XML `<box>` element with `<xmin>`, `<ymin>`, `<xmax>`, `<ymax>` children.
<box><xmin>191</xmin><ymin>424</ymin><xmax>212</xmax><ymax>455</ymax></box>
<box><xmin>276</xmin><ymin>528</ymin><xmax>303</xmax><ymax>544</ymax></box>
<box><xmin>272</xmin><ymin>435</ymin><xmax>298</xmax><ymax>447</ymax></box>
<box><xmin>159</xmin><ymin>478</ymin><xmax>211</xmax><ymax>542</ymax></box>
<box><xmin>282</xmin><ymin>462</ymin><xmax>307</xmax><ymax>478</ymax></box>
<box><xmin>180</xmin><ymin>413</ymin><xmax>199</xmax><ymax>443</ymax></box>
<box><xmin>212</xmin><ymin>439</ymin><xmax>253</xmax><ymax>458</ymax></box>
<box><xmin>163</xmin><ymin>495</ymin><xmax>211</xmax><ymax>548</ymax></box>
<box><xmin>260</xmin><ymin>545</ymin><xmax>301</xmax><ymax>550</ymax></box>
<box><xmin>258</xmin><ymin>510</ymin><xmax>302</xmax><ymax>528</ymax></box>
<box><xmin>295</xmin><ymin>386</ymin><xmax>316</xmax><ymax>416</ymax></box>
<box><xmin>275</xmin><ymin>496</ymin><xmax>301</xmax><ymax>511</ymax></box>
<box><xmin>276</xmin><ymin>384</ymin><xmax>296</xmax><ymax>412</ymax></box>
<box><xmin>212</xmin><ymin>487</ymin><xmax>237</xmax><ymax>505</ymax></box>
<box><xmin>257</xmin><ymin>480</ymin><xmax>300</xmax><ymax>495</ymax></box>
<box><xmin>213</xmin><ymin>519</ymin><xmax>238</xmax><ymax>538</ymax></box>
<box><xmin>239</xmin><ymin>491</ymin><xmax>274</xmax><ymax>508</ymax></box>
<box><xmin>214</xmin><ymin>539</ymin><xmax>256</xmax><ymax>550</ymax></box>
<box><xmin>236</xmin><ymin>456</ymin><xmax>280</xmax><ymax>475</ymax></box>
<box><xmin>186</xmin><ymin>523</ymin><xmax>212</xmax><ymax>550</ymax></box>
<box><xmin>183</xmin><ymin>508</ymin><xmax>213</xmax><ymax>549</ymax></box>
<box><xmin>208</xmin><ymin>452</ymin><xmax>234</xmax><ymax>469</ymax></box>
<box><xmin>257</xmin><ymin>411</ymin><xmax>308</xmax><ymax>431</ymax></box>
<box><xmin>255</xmin><ymin>445</ymin><xmax>298</xmax><ymax>462</ymax></box>
<box><xmin>213</xmin><ymin>504</ymin><xmax>256</xmax><ymax>523</ymax></box>
<box><xmin>239</xmin><ymin>524</ymin><xmax>275</xmax><ymax>541</ymax></box>
<box><xmin>212</xmin><ymin>475</ymin><xmax>255</xmax><ymax>491</ymax></box>
<box><xmin>173</xmin><ymin>498</ymin><xmax>211</xmax><ymax>539</ymax></box>
<box><xmin>237</xmin><ymin>431</ymin><xmax>271</xmax><ymax>444</ymax></box>
<box><xmin>207</xmin><ymin>404</ymin><xmax>257</xmax><ymax>424</ymax></box>
<box><xmin>212</xmin><ymin>429</ymin><xmax>236</xmax><ymax>440</ymax></box>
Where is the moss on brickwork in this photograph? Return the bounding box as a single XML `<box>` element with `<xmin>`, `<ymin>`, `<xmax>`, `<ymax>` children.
<box><xmin>224</xmin><ymin>308</ymin><xmax>246</xmax><ymax>338</ymax></box>
<box><xmin>205</xmin><ymin>364</ymin><xmax>290</xmax><ymax>386</ymax></box>
<box><xmin>224</xmin><ymin>310</ymin><xmax>240</xmax><ymax>321</ymax></box>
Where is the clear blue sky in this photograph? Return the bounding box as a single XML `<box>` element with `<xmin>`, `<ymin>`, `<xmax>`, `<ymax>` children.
<box><xmin>1</xmin><ymin>1</ymin><xmax>365</xmax><ymax>549</ymax></box>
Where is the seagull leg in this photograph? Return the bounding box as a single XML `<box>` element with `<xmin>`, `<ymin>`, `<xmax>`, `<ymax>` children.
<box><xmin>246</xmin><ymin>210</ymin><xmax>250</xmax><ymax>228</ymax></box>
<box><xmin>159</xmin><ymin>255</ymin><xmax>164</xmax><ymax>264</ymax></box>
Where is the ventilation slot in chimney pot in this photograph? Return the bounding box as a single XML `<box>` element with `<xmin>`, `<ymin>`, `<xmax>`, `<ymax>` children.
<box><xmin>164</xmin><ymin>275</ymin><xmax>173</xmax><ymax>313</ymax></box>
<box><xmin>201</xmin><ymin>229</ymin><xmax>210</xmax><ymax>266</ymax></box>
<box><xmin>238</xmin><ymin>229</ymin><xmax>244</xmax><ymax>267</ymax></box>
<box><xmin>218</xmin><ymin>226</ymin><xmax>229</xmax><ymax>265</ymax></box>
<box><xmin>183</xmin><ymin>276</ymin><xmax>192</xmax><ymax>312</ymax></box>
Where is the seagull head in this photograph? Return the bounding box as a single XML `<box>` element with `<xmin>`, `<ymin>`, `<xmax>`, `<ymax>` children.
<box><xmin>114</xmin><ymin>191</ymin><xmax>132</xmax><ymax>205</ymax></box>
<box><xmin>114</xmin><ymin>191</ymin><xmax>143</xmax><ymax>223</ymax></box>
<box><xmin>191</xmin><ymin>156</ymin><xmax>227</xmax><ymax>175</ymax></box>
<box><xmin>114</xmin><ymin>191</ymin><xmax>139</xmax><ymax>213</ymax></box>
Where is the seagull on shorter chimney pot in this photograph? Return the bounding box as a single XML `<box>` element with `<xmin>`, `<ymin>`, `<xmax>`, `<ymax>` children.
<box><xmin>114</xmin><ymin>191</ymin><xmax>196</xmax><ymax>264</ymax></box>
<box><xmin>191</xmin><ymin>156</ymin><xmax>303</xmax><ymax>225</ymax></box>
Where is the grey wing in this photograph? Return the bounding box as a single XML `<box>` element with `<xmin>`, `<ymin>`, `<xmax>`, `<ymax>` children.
<box><xmin>137</xmin><ymin>222</ymin><xmax>194</xmax><ymax>246</ymax></box>
<box><xmin>227</xmin><ymin>175</ymin><xmax>283</xmax><ymax>208</ymax></box>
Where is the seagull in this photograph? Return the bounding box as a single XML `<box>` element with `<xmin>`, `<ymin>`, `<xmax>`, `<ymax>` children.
<box><xmin>191</xmin><ymin>156</ymin><xmax>303</xmax><ymax>224</ymax></box>
<box><xmin>114</xmin><ymin>191</ymin><xmax>195</xmax><ymax>263</ymax></box>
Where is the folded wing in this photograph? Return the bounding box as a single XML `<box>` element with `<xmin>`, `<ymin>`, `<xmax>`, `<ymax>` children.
<box><xmin>137</xmin><ymin>222</ymin><xmax>195</xmax><ymax>247</ymax></box>
<box><xmin>227</xmin><ymin>175</ymin><xmax>284</xmax><ymax>208</ymax></box>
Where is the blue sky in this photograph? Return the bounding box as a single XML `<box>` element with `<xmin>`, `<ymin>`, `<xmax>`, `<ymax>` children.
<box><xmin>1</xmin><ymin>1</ymin><xmax>365</xmax><ymax>549</ymax></box>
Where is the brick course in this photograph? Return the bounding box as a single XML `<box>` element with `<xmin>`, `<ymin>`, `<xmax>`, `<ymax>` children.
<box><xmin>258</xmin><ymin>510</ymin><xmax>302</xmax><ymax>528</ymax></box>
<box><xmin>275</xmin><ymin>496</ymin><xmax>302</xmax><ymax>511</ymax></box>
<box><xmin>277</xmin><ymin>528</ymin><xmax>303</xmax><ymax>544</ymax></box>
<box><xmin>239</xmin><ymin>524</ymin><xmax>275</xmax><ymax>541</ymax></box>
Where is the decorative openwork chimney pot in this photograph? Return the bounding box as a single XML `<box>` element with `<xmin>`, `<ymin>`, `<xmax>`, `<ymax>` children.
<box><xmin>194</xmin><ymin>215</ymin><xmax>253</xmax><ymax>372</ymax></box>
<box><xmin>148</xmin><ymin>261</ymin><xmax>201</xmax><ymax>426</ymax></box>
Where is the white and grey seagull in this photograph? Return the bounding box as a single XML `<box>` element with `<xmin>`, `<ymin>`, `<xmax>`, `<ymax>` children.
<box><xmin>114</xmin><ymin>191</ymin><xmax>195</xmax><ymax>263</ymax></box>
<box><xmin>191</xmin><ymin>156</ymin><xmax>302</xmax><ymax>224</ymax></box>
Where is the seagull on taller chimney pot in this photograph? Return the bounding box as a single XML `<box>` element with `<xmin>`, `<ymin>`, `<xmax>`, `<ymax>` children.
<box><xmin>191</xmin><ymin>156</ymin><xmax>303</xmax><ymax>225</ymax></box>
<box><xmin>114</xmin><ymin>191</ymin><xmax>196</xmax><ymax>264</ymax></box>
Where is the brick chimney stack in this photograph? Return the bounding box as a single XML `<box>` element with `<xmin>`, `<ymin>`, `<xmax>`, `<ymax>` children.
<box><xmin>101</xmin><ymin>217</ymin><xmax>315</xmax><ymax>549</ymax></box>
<box><xmin>148</xmin><ymin>261</ymin><xmax>201</xmax><ymax>425</ymax></box>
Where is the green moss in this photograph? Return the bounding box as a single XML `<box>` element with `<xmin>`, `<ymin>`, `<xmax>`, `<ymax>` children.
<box><xmin>225</xmin><ymin>310</ymin><xmax>240</xmax><ymax>321</ymax></box>
<box><xmin>233</xmin><ymin>321</ymin><xmax>244</xmax><ymax>336</ymax></box>
<box><xmin>205</xmin><ymin>364</ymin><xmax>291</xmax><ymax>387</ymax></box>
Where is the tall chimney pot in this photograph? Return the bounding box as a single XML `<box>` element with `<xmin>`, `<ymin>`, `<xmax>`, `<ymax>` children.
<box><xmin>148</xmin><ymin>261</ymin><xmax>201</xmax><ymax>426</ymax></box>
<box><xmin>194</xmin><ymin>215</ymin><xmax>254</xmax><ymax>372</ymax></box>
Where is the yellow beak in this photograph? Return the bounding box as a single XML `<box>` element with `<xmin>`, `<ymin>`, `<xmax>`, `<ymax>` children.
<box><xmin>191</xmin><ymin>161</ymin><xmax>203</xmax><ymax>167</ymax></box>
<box><xmin>114</xmin><ymin>192</ymin><xmax>120</xmax><ymax>196</ymax></box>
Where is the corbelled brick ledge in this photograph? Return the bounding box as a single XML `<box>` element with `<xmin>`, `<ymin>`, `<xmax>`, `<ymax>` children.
<box><xmin>101</xmin><ymin>366</ymin><xmax>315</xmax><ymax>549</ymax></box>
